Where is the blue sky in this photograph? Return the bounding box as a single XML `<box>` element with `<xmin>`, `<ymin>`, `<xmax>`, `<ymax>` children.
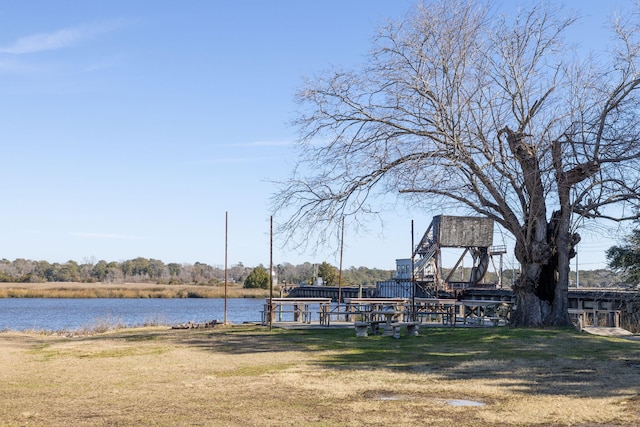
<box><xmin>0</xmin><ymin>1</ymin><xmax>633</xmax><ymax>271</ymax></box>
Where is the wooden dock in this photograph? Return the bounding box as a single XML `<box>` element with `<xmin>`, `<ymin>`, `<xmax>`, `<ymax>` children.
<box><xmin>286</xmin><ymin>285</ymin><xmax>376</xmax><ymax>300</ymax></box>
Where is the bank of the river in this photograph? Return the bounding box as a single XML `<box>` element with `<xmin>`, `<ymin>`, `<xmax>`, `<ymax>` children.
<box><xmin>0</xmin><ymin>282</ymin><xmax>272</xmax><ymax>298</ymax></box>
<box><xmin>1</xmin><ymin>325</ymin><xmax>639</xmax><ymax>426</ymax></box>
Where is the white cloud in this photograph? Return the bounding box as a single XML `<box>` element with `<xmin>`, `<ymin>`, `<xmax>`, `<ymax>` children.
<box><xmin>70</xmin><ymin>232</ymin><xmax>143</xmax><ymax>240</ymax></box>
<box><xmin>0</xmin><ymin>20</ymin><xmax>125</xmax><ymax>54</ymax></box>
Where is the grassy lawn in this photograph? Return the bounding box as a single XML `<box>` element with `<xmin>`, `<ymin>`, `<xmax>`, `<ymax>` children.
<box><xmin>0</xmin><ymin>325</ymin><xmax>638</xmax><ymax>426</ymax></box>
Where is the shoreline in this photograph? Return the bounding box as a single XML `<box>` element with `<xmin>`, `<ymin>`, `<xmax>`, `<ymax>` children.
<box><xmin>0</xmin><ymin>282</ymin><xmax>273</xmax><ymax>299</ymax></box>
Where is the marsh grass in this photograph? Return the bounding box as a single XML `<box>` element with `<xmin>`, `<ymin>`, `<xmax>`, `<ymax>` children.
<box><xmin>1</xmin><ymin>325</ymin><xmax>638</xmax><ymax>426</ymax></box>
<box><xmin>0</xmin><ymin>282</ymin><xmax>270</xmax><ymax>298</ymax></box>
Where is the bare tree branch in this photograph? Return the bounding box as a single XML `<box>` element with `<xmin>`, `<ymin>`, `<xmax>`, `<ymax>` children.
<box><xmin>272</xmin><ymin>0</ymin><xmax>640</xmax><ymax>326</ymax></box>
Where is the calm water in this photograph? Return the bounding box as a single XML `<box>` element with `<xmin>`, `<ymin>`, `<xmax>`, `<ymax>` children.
<box><xmin>0</xmin><ymin>298</ymin><xmax>266</xmax><ymax>331</ymax></box>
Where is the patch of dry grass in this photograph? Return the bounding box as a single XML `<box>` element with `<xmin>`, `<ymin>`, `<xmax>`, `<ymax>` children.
<box><xmin>0</xmin><ymin>282</ymin><xmax>270</xmax><ymax>298</ymax></box>
<box><xmin>0</xmin><ymin>325</ymin><xmax>638</xmax><ymax>426</ymax></box>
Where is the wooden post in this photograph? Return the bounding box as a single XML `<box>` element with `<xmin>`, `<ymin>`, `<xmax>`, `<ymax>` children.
<box><xmin>269</xmin><ymin>216</ymin><xmax>273</xmax><ymax>330</ymax></box>
<box><xmin>224</xmin><ymin>211</ymin><xmax>228</xmax><ymax>324</ymax></box>
<box><xmin>338</xmin><ymin>216</ymin><xmax>344</xmax><ymax>320</ymax></box>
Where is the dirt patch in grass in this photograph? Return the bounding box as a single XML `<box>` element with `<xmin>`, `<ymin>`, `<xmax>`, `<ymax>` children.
<box><xmin>0</xmin><ymin>325</ymin><xmax>638</xmax><ymax>426</ymax></box>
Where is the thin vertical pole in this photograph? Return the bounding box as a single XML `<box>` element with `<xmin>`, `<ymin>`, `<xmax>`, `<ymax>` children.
<box><xmin>576</xmin><ymin>251</ymin><xmax>579</xmax><ymax>288</ymax></box>
<box><xmin>269</xmin><ymin>216</ymin><xmax>273</xmax><ymax>330</ymax></box>
<box><xmin>411</xmin><ymin>220</ymin><xmax>415</xmax><ymax>321</ymax></box>
<box><xmin>224</xmin><ymin>211</ymin><xmax>228</xmax><ymax>324</ymax></box>
<box><xmin>338</xmin><ymin>216</ymin><xmax>344</xmax><ymax>318</ymax></box>
<box><xmin>498</xmin><ymin>253</ymin><xmax>503</xmax><ymax>289</ymax></box>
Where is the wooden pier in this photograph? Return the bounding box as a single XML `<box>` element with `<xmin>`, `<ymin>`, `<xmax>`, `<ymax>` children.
<box><xmin>287</xmin><ymin>285</ymin><xmax>376</xmax><ymax>300</ymax></box>
<box><xmin>464</xmin><ymin>287</ymin><xmax>639</xmax><ymax>331</ymax></box>
<box><xmin>282</xmin><ymin>285</ymin><xmax>639</xmax><ymax>331</ymax></box>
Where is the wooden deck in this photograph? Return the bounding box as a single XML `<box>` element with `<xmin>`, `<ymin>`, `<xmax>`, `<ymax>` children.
<box><xmin>259</xmin><ymin>297</ymin><xmax>513</xmax><ymax>331</ymax></box>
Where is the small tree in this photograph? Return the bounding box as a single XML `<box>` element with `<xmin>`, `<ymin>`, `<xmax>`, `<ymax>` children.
<box><xmin>317</xmin><ymin>262</ymin><xmax>338</xmax><ymax>286</ymax></box>
<box><xmin>607</xmin><ymin>226</ymin><xmax>640</xmax><ymax>285</ymax></box>
<box><xmin>244</xmin><ymin>266</ymin><xmax>270</xmax><ymax>289</ymax></box>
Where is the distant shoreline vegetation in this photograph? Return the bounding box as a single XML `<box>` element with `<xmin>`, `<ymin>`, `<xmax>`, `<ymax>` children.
<box><xmin>0</xmin><ymin>283</ymin><xmax>271</xmax><ymax>299</ymax></box>
<box><xmin>0</xmin><ymin>257</ymin><xmax>396</xmax><ymax>289</ymax></box>
<box><xmin>0</xmin><ymin>257</ymin><xmax>625</xmax><ymax>292</ymax></box>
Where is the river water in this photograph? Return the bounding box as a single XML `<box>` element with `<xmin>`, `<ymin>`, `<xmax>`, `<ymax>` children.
<box><xmin>0</xmin><ymin>298</ymin><xmax>267</xmax><ymax>332</ymax></box>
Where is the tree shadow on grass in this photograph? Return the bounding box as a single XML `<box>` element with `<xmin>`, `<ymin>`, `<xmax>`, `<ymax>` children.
<box><xmin>124</xmin><ymin>324</ymin><xmax>640</xmax><ymax>398</ymax></box>
<box><xmin>168</xmin><ymin>325</ymin><xmax>348</xmax><ymax>354</ymax></box>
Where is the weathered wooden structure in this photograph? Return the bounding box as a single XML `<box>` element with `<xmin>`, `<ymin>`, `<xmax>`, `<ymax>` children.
<box><xmin>285</xmin><ymin>214</ymin><xmax>640</xmax><ymax>332</ymax></box>
<box><xmin>287</xmin><ymin>285</ymin><xmax>376</xmax><ymax>300</ymax></box>
<box><xmin>411</xmin><ymin>215</ymin><xmax>498</xmax><ymax>294</ymax></box>
<box><xmin>381</xmin><ymin>215</ymin><xmax>503</xmax><ymax>297</ymax></box>
<box><xmin>464</xmin><ymin>288</ymin><xmax>640</xmax><ymax>332</ymax></box>
<box><xmin>278</xmin><ymin>287</ymin><xmax>639</xmax><ymax>332</ymax></box>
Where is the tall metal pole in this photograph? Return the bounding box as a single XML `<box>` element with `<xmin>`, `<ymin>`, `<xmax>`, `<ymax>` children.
<box><xmin>224</xmin><ymin>211</ymin><xmax>228</xmax><ymax>324</ymax></box>
<box><xmin>411</xmin><ymin>220</ymin><xmax>415</xmax><ymax>320</ymax></box>
<box><xmin>269</xmin><ymin>216</ymin><xmax>273</xmax><ymax>330</ymax></box>
<box><xmin>338</xmin><ymin>216</ymin><xmax>344</xmax><ymax>318</ymax></box>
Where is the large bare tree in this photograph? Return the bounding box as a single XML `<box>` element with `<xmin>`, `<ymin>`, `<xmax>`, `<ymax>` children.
<box><xmin>272</xmin><ymin>1</ymin><xmax>640</xmax><ymax>326</ymax></box>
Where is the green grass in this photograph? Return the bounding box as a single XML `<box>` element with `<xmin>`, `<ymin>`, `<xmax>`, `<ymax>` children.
<box><xmin>4</xmin><ymin>324</ymin><xmax>640</xmax><ymax>426</ymax></box>
<box><xmin>155</xmin><ymin>324</ymin><xmax>640</xmax><ymax>372</ymax></box>
<box><xmin>207</xmin><ymin>325</ymin><xmax>639</xmax><ymax>401</ymax></box>
<box><xmin>142</xmin><ymin>324</ymin><xmax>640</xmax><ymax>408</ymax></box>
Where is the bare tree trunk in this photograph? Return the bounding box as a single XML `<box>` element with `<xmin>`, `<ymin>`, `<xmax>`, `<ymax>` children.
<box><xmin>512</xmin><ymin>263</ymin><xmax>544</xmax><ymax>326</ymax></box>
<box><xmin>505</xmin><ymin>127</ymin><xmax>553</xmax><ymax>327</ymax></box>
<box><xmin>511</xmin><ymin>218</ymin><xmax>551</xmax><ymax>326</ymax></box>
<box><xmin>547</xmin><ymin>210</ymin><xmax>574</xmax><ymax>326</ymax></box>
<box><xmin>550</xmin><ymin>242</ymin><xmax>572</xmax><ymax>325</ymax></box>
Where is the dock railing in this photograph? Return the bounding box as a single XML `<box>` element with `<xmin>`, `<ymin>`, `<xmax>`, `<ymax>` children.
<box><xmin>261</xmin><ymin>298</ymin><xmax>332</xmax><ymax>325</ymax></box>
<box><xmin>569</xmin><ymin>308</ymin><xmax>621</xmax><ymax>329</ymax></box>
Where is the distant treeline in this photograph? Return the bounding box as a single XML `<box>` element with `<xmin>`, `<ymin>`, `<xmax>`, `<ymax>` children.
<box><xmin>0</xmin><ymin>257</ymin><xmax>625</xmax><ymax>288</ymax></box>
<box><xmin>0</xmin><ymin>258</ymin><xmax>395</xmax><ymax>287</ymax></box>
